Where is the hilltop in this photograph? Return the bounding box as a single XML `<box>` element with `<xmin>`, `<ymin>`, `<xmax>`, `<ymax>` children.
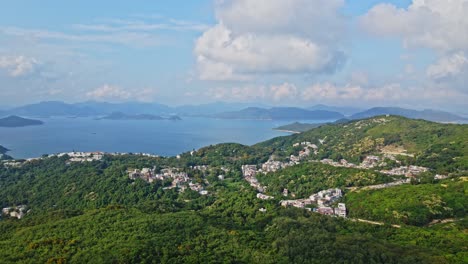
<box><xmin>351</xmin><ymin>107</ymin><xmax>467</xmax><ymax>122</ymax></box>
<box><xmin>0</xmin><ymin>116</ymin><xmax>44</xmax><ymax>127</ymax></box>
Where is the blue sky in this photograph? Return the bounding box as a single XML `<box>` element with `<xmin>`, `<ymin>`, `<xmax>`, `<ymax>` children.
<box><xmin>0</xmin><ymin>0</ymin><xmax>467</xmax><ymax>113</ymax></box>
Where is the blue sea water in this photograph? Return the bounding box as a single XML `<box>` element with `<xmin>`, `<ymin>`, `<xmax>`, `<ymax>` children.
<box><xmin>0</xmin><ymin>117</ymin><xmax>332</xmax><ymax>159</ymax></box>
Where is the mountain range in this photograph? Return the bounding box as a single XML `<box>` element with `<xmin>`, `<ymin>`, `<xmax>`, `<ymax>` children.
<box><xmin>98</xmin><ymin>112</ymin><xmax>182</xmax><ymax>121</ymax></box>
<box><xmin>0</xmin><ymin>101</ymin><xmax>466</xmax><ymax>123</ymax></box>
<box><xmin>215</xmin><ymin>107</ymin><xmax>345</xmax><ymax>120</ymax></box>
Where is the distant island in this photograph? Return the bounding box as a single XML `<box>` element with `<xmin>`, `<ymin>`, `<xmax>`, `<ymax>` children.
<box><xmin>0</xmin><ymin>145</ymin><xmax>8</xmax><ymax>154</ymax></box>
<box><xmin>0</xmin><ymin>115</ymin><xmax>44</xmax><ymax>127</ymax></box>
<box><xmin>215</xmin><ymin>107</ymin><xmax>344</xmax><ymax>120</ymax></box>
<box><xmin>98</xmin><ymin>112</ymin><xmax>182</xmax><ymax>121</ymax></box>
<box><xmin>0</xmin><ymin>145</ymin><xmax>12</xmax><ymax>160</ymax></box>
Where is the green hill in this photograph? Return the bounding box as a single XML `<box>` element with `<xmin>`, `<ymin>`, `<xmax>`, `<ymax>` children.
<box><xmin>258</xmin><ymin>115</ymin><xmax>468</xmax><ymax>174</ymax></box>
<box><xmin>0</xmin><ymin>115</ymin><xmax>467</xmax><ymax>263</ymax></box>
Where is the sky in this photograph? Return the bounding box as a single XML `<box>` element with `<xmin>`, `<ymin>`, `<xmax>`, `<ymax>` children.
<box><xmin>0</xmin><ymin>0</ymin><xmax>467</xmax><ymax>113</ymax></box>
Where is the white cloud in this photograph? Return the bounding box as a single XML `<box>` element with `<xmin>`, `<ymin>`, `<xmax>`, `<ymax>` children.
<box><xmin>0</xmin><ymin>27</ymin><xmax>162</xmax><ymax>47</ymax></box>
<box><xmin>427</xmin><ymin>52</ymin><xmax>468</xmax><ymax>80</ymax></box>
<box><xmin>0</xmin><ymin>55</ymin><xmax>39</xmax><ymax>77</ymax></box>
<box><xmin>270</xmin><ymin>83</ymin><xmax>298</xmax><ymax>101</ymax></box>
<box><xmin>303</xmin><ymin>82</ymin><xmax>416</xmax><ymax>102</ymax></box>
<box><xmin>195</xmin><ymin>0</ymin><xmax>347</xmax><ymax>81</ymax></box>
<box><xmin>86</xmin><ymin>84</ymin><xmax>132</xmax><ymax>100</ymax></box>
<box><xmin>360</xmin><ymin>0</ymin><xmax>468</xmax><ymax>52</ymax></box>
<box><xmin>73</xmin><ymin>18</ymin><xmax>209</xmax><ymax>32</ymax></box>
<box><xmin>205</xmin><ymin>82</ymin><xmax>298</xmax><ymax>102</ymax></box>
<box><xmin>86</xmin><ymin>84</ymin><xmax>158</xmax><ymax>102</ymax></box>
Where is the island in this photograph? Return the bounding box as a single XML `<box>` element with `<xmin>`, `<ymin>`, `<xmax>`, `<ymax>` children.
<box><xmin>0</xmin><ymin>145</ymin><xmax>8</xmax><ymax>154</ymax></box>
<box><xmin>98</xmin><ymin>112</ymin><xmax>182</xmax><ymax>121</ymax></box>
<box><xmin>0</xmin><ymin>115</ymin><xmax>44</xmax><ymax>127</ymax></box>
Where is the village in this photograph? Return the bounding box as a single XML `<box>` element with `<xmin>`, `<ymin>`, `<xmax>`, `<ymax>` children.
<box><xmin>239</xmin><ymin>138</ymin><xmax>447</xmax><ymax>219</ymax></box>
<box><xmin>1</xmin><ymin>137</ymin><xmax>446</xmax><ymax>221</ymax></box>
<box><xmin>127</xmin><ymin>166</ymin><xmax>210</xmax><ymax>195</ymax></box>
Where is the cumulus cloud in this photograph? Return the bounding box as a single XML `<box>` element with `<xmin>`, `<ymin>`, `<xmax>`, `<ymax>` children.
<box><xmin>360</xmin><ymin>0</ymin><xmax>468</xmax><ymax>52</ymax></box>
<box><xmin>302</xmin><ymin>82</ymin><xmax>429</xmax><ymax>102</ymax></box>
<box><xmin>86</xmin><ymin>84</ymin><xmax>132</xmax><ymax>100</ymax></box>
<box><xmin>361</xmin><ymin>0</ymin><xmax>468</xmax><ymax>94</ymax></box>
<box><xmin>195</xmin><ymin>0</ymin><xmax>347</xmax><ymax>81</ymax></box>
<box><xmin>205</xmin><ymin>82</ymin><xmax>298</xmax><ymax>102</ymax></box>
<box><xmin>86</xmin><ymin>85</ymin><xmax>158</xmax><ymax>102</ymax></box>
<box><xmin>427</xmin><ymin>52</ymin><xmax>468</xmax><ymax>80</ymax></box>
<box><xmin>0</xmin><ymin>55</ymin><xmax>39</xmax><ymax>77</ymax></box>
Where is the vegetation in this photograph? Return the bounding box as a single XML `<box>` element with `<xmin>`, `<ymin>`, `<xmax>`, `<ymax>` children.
<box><xmin>345</xmin><ymin>177</ymin><xmax>467</xmax><ymax>226</ymax></box>
<box><xmin>258</xmin><ymin>116</ymin><xmax>468</xmax><ymax>174</ymax></box>
<box><xmin>257</xmin><ymin>162</ymin><xmax>398</xmax><ymax>198</ymax></box>
<box><xmin>0</xmin><ymin>115</ymin><xmax>467</xmax><ymax>263</ymax></box>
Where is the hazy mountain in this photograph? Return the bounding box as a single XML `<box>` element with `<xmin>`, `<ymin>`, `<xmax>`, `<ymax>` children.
<box><xmin>174</xmin><ymin>102</ymin><xmax>267</xmax><ymax>116</ymax></box>
<box><xmin>4</xmin><ymin>101</ymin><xmax>173</xmax><ymax>117</ymax></box>
<box><xmin>75</xmin><ymin>101</ymin><xmax>172</xmax><ymax>115</ymax></box>
<box><xmin>351</xmin><ymin>107</ymin><xmax>467</xmax><ymax>122</ymax></box>
<box><xmin>0</xmin><ymin>145</ymin><xmax>8</xmax><ymax>154</ymax></box>
<box><xmin>0</xmin><ymin>115</ymin><xmax>44</xmax><ymax>127</ymax></box>
<box><xmin>7</xmin><ymin>101</ymin><xmax>98</xmax><ymax>117</ymax></box>
<box><xmin>98</xmin><ymin>112</ymin><xmax>181</xmax><ymax>121</ymax></box>
<box><xmin>308</xmin><ymin>104</ymin><xmax>363</xmax><ymax>116</ymax></box>
<box><xmin>216</xmin><ymin>107</ymin><xmax>344</xmax><ymax>120</ymax></box>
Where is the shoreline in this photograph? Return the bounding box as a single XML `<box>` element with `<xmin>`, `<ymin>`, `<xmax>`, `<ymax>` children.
<box><xmin>273</xmin><ymin>129</ymin><xmax>301</xmax><ymax>134</ymax></box>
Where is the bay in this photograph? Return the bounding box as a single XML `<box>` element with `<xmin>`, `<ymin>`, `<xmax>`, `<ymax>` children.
<box><xmin>0</xmin><ymin>117</ymin><xmax>333</xmax><ymax>159</ymax></box>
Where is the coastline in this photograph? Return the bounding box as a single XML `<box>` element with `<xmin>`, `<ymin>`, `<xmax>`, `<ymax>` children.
<box><xmin>273</xmin><ymin>129</ymin><xmax>301</xmax><ymax>134</ymax></box>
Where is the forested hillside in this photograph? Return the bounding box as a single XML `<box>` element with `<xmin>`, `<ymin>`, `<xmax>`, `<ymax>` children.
<box><xmin>0</xmin><ymin>116</ymin><xmax>466</xmax><ymax>263</ymax></box>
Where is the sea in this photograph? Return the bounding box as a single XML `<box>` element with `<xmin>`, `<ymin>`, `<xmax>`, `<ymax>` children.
<box><xmin>0</xmin><ymin>117</ymin><xmax>334</xmax><ymax>159</ymax></box>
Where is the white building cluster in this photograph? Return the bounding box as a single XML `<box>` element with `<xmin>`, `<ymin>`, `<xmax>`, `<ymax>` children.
<box><xmin>127</xmin><ymin>167</ymin><xmax>209</xmax><ymax>195</ymax></box>
<box><xmin>280</xmin><ymin>188</ymin><xmax>347</xmax><ymax>218</ymax></box>
<box><xmin>56</xmin><ymin>151</ymin><xmax>104</xmax><ymax>162</ymax></box>
<box><xmin>2</xmin><ymin>205</ymin><xmax>28</xmax><ymax>219</ymax></box>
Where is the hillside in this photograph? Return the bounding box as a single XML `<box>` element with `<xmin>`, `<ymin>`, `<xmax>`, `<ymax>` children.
<box><xmin>0</xmin><ymin>116</ymin><xmax>44</xmax><ymax>127</ymax></box>
<box><xmin>0</xmin><ymin>115</ymin><xmax>466</xmax><ymax>263</ymax></box>
<box><xmin>216</xmin><ymin>107</ymin><xmax>344</xmax><ymax>120</ymax></box>
<box><xmin>258</xmin><ymin>115</ymin><xmax>468</xmax><ymax>174</ymax></box>
<box><xmin>351</xmin><ymin>107</ymin><xmax>467</xmax><ymax>122</ymax></box>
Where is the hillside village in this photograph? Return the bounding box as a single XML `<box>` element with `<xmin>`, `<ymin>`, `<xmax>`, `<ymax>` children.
<box><xmin>0</xmin><ymin>117</ymin><xmax>456</xmax><ymax>222</ymax></box>
<box><xmin>1</xmin><ymin>139</ymin><xmax>447</xmax><ymax>221</ymax></box>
